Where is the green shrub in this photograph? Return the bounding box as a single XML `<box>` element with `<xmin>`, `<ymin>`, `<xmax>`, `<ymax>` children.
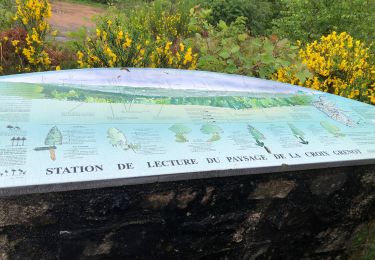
<box><xmin>189</xmin><ymin>15</ymin><xmax>310</xmax><ymax>79</ymax></box>
<box><xmin>204</xmin><ymin>0</ymin><xmax>281</xmax><ymax>36</ymax></box>
<box><xmin>272</xmin><ymin>0</ymin><xmax>375</xmax><ymax>45</ymax></box>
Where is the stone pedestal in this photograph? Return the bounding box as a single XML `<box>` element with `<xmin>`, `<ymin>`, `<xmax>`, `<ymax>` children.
<box><xmin>1</xmin><ymin>165</ymin><xmax>374</xmax><ymax>259</ymax></box>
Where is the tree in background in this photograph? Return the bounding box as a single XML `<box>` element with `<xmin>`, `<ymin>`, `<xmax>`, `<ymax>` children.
<box><xmin>0</xmin><ymin>0</ymin><xmax>15</xmax><ymax>31</ymax></box>
<box><xmin>205</xmin><ymin>0</ymin><xmax>281</xmax><ymax>36</ymax></box>
<box><xmin>272</xmin><ymin>0</ymin><xmax>375</xmax><ymax>46</ymax></box>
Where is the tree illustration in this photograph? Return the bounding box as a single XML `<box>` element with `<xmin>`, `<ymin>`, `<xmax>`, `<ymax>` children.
<box><xmin>107</xmin><ymin>128</ymin><xmax>138</xmax><ymax>152</ymax></box>
<box><xmin>200</xmin><ymin>124</ymin><xmax>223</xmax><ymax>142</ymax></box>
<box><xmin>320</xmin><ymin>121</ymin><xmax>345</xmax><ymax>137</ymax></box>
<box><xmin>45</xmin><ymin>126</ymin><xmax>63</xmax><ymax>160</ymax></box>
<box><xmin>15</xmin><ymin>137</ymin><xmax>20</xmax><ymax>146</ymax></box>
<box><xmin>288</xmin><ymin>123</ymin><xmax>308</xmax><ymax>145</ymax></box>
<box><xmin>169</xmin><ymin>124</ymin><xmax>192</xmax><ymax>143</ymax></box>
<box><xmin>247</xmin><ymin>125</ymin><xmax>272</xmax><ymax>154</ymax></box>
<box><xmin>34</xmin><ymin>126</ymin><xmax>63</xmax><ymax>161</ymax></box>
<box><xmin>21</xmin><ymin>137</ymin><xmax>26</xmax><ymax>146</ymax></box>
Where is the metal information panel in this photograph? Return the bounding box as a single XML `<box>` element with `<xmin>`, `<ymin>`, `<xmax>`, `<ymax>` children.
<box><xmin>0</xmin><ymin>68</ymin><xmax>374</xmax><ymax>192</ymax></box>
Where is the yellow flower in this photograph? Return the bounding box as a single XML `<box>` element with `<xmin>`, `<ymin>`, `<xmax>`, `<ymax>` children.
<box><xmin>117</xmin><ymin>30</ymin><xmax>123</xmax><ymax>40</ymax></box>
<box><xmin>274</xmin><ymin>31</ymin><xmax>375</xmax><ymax>104</ymax></box>
<box><xmin>164</xmin><ymin>42</ymin><xmax>172</xmax><ymax>52</ymax></box>
<box><xmin>77</xmin><ymin>51</ymin><xmax>84</xmax><ymax>60</ymax></box>
<box><xmin>179</xmin><ymin>42</ymin><xmax>185</xmax><ymax>52</ymax></box>
<box><xmin>183</xmin><ymin>48</ymin><xmax>193</xmax><ymax>64</ymax></box>
<box><xmin>102</xmin><ymin>31</ymin><xmax>107</xmax><ymax>41</ymax></box>
<box><xmin>55</xmin><ymin>65</ymin><xmax>61</xmax><ymax>71</ymax></box>
<box><xmin>12</xmin><ymin>40</ymin><xmax>20</xmax><ymax>47</ymax></box>
<box><xmin>124</xmin><ymin>33</ymin><xmax>132</xmax><ymax>47</ymax></box>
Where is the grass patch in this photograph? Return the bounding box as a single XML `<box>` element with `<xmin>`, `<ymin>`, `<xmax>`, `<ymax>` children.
<box><xmin>349</xmin><ymin>219</ymin><xmax>375</xmax><ymax>260</ymax></box>
<box><xmin>114</xmin><ymin>0</ymin><xmax>148</xmax><ymax>10</ymax></box>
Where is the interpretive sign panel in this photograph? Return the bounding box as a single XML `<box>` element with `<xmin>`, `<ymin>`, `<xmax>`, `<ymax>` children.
<box><xmin>0</xmin><ymin>68</ymin><xmax>374</xmax><ymax>193</ymax></box>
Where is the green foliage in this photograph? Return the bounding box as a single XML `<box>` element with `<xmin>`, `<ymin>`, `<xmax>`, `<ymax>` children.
<box><xmin>272</xmin><ymin>0</ymin><xmax>375</xmax><ymax>45</ymax></box>
<box><xmin>189</xmin><ymin>15</ymin><xmax>310</xmax><ymax>79</ymax></box>
<box><xmin>204</xmin><ymin>0</ymin><xmax>281</xmax><ymax>36</ymax></box>
<box><xmin>0</xmin><ymin>0</ymin><xmax>15</xmax><ymax>30</ymax></box>
<box><xmin>347</xmin><ymin>220</ymin><xmax>375</xmax><ymax>260</ymax></box>
<box><xmin>64</xmin><ymin>26</ymin><xmax>87</xmax><ymax>46</ymax></box>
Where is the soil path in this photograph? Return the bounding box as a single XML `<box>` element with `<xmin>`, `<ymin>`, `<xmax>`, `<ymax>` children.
<box><xmin>49</xmin><ymin>1</ymin><xmax>105</xmax><ymax>33</ymax></box>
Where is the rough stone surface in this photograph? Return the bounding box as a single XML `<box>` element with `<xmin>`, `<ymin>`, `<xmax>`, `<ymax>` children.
<box><xmin>0</xmin><ymin>164</ymin><xmax>374</xmax><ymax>259</ymax></box>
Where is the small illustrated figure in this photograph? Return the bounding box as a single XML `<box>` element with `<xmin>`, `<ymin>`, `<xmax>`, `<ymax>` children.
<box><xmin>247</xmin><ymin>124</ymin><xmax>272</xmax><ymax>154</ymax></box>
<box><xmin>200</xmin><ymin>124</ymin><xmax>223</xmax><ymax>142</ymax></box>
<box><xmin>0</xmin><ymin>169</ymin><xmax>26</xmax><ymax>177</ymax></box>
<box><xmin>6</xmin><ymin>125</ymin><xmax>21</xmax><ymax>132</ymax></box>
<box><xmin>10</xmin><ymin>137</ymin><xmax>15</xmax><ymax>146</ymax></box>
<box><xmin>320</xmin><ymin>121</ymin><xmax>345</xmax><ymax>137</ymax></box>
<box><xmin>107</xmin><ymin>128</ymin><xmax>139</xmax><ymax>152</ymax></box>
<box><xmin>21</xmin><ymin>137</ymin><xmax>26</xmax><ymax>146</ymax></box>
<box><xmin>15</xmin><ymin>137</ymin><xmax>21</xmax><ymax>146</ymax></box>
<box><xmin>34</xmin><ymin>126</ymin><xmax>63</xmax><ymax>161</ymax></box>
<box><xmin>169</xmin><ymin>124</ymin><xmax>192</xmax><ymax>143</ymax></box>
<box><xmin>288</xmin><ymin>123</ymin><xmax>309</xmax><ymax>145</ymax></box>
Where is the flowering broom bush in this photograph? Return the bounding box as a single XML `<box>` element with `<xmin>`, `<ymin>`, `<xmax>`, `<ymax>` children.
<box><xmin>0</xmin><ymin>0</ymin><xmax>63</xmax><ymax>74</ymax></box>
<box><xmin>273</xmin><ymin>32</ymin><xmax>375</xmax><ymax>105</ymax></box>
<box><xmin>103</xmin><ymin>0</ymin><xmax>196</xmax><ymax>42</ymax></box>
<box><xmin>13</xmin><ymin>0</ymin><xmax>55</xmax><ymax>72</ymax></box>
<box><xmin>76</xmin><ymin>18</ymin><xmax>197</xmax><ymax>69</ymax></box>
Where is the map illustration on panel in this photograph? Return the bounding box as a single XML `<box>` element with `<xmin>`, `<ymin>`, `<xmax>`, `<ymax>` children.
<box><xmin>0</xmin><ymin>68</ymin><xmax>374</xmax><ymax>192</ymax></box>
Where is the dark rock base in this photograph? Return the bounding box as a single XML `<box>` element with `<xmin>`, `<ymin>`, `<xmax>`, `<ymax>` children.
<box><xmin>1</xmin><ymin>165</ymin><xmax>375</xmax><ymax>259</ymax></box>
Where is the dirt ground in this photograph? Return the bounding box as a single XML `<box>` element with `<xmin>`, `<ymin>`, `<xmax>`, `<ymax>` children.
<box><xmin>49</xmin><ymin>1</ymin><xmax>105</xmax><ymax>33</ymax></box>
